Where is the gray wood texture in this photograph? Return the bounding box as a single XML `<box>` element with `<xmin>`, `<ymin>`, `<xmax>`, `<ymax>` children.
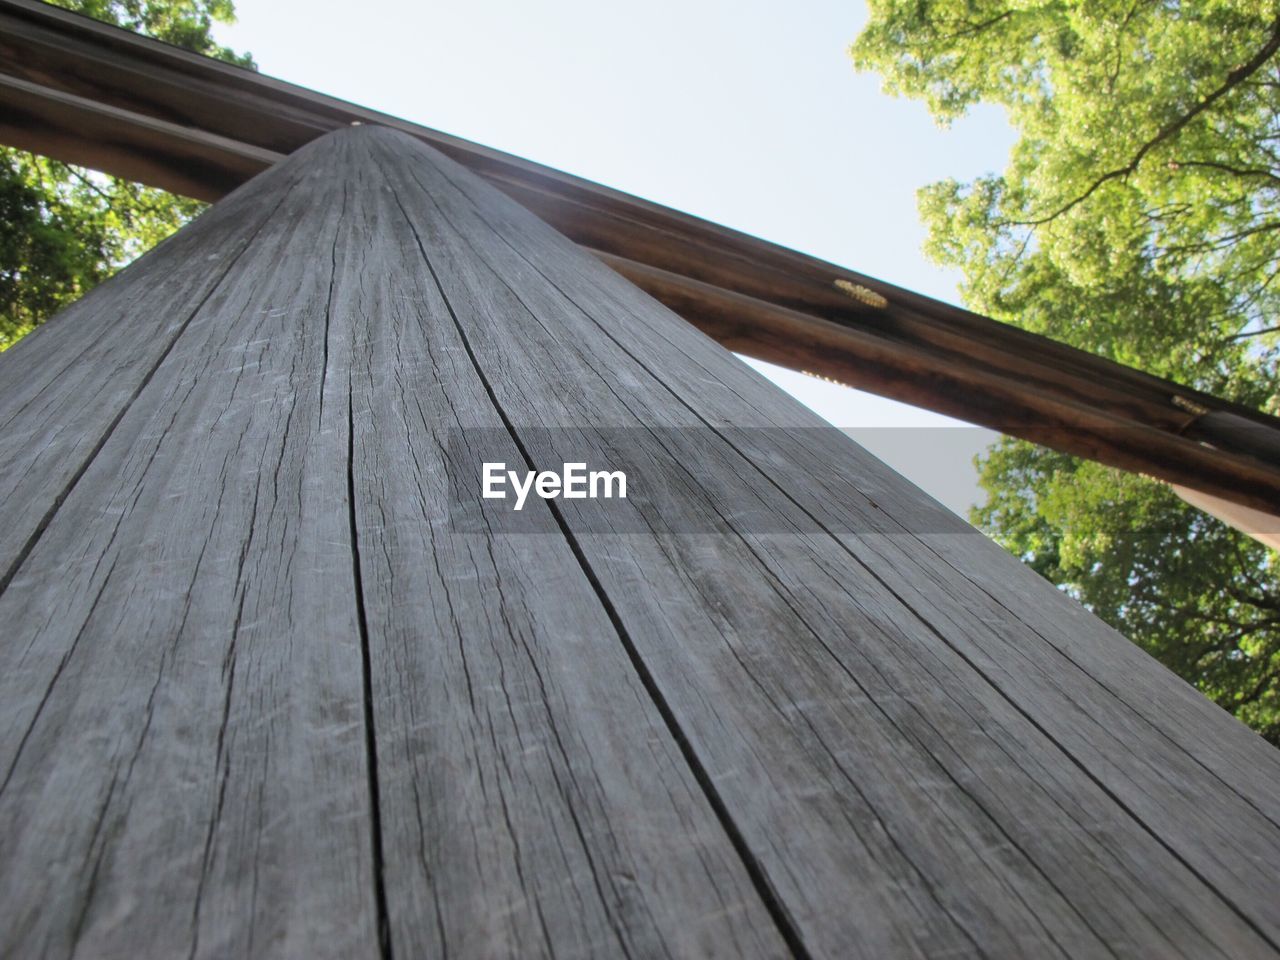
<box><xmin>1</xmin><ymin>124</ymin><xmax>1277</xmax><ymax>959</ymax></box>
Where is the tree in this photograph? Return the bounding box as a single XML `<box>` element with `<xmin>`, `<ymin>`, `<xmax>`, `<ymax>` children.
<box><xmin>0</xmin><ymin>0</ymin><xmax>252</xmax><ymax>351</ymax></box>
<box><xmin>853</xmin><ymin>0</ymin><xmax>1280</xmax><ymax>742</ymax></box>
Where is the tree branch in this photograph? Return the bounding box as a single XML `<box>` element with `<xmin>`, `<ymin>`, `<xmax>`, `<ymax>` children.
<box><xmin>1012</xmin><ymin>17</ymin><xmax>1280</xmax><ymax>226</ymax></box>
<box><xmin>1227</xmin><ymin>323</ymin><xmax>1280</xmax><ymax>341</ymax></box>
<box><xmin>936</xmin><ymin>10</ymin><xmax>1012</xmax><ymax>41</ymax></box>
<box><xmin>1169</xmin><ymin>158</ymin><xmax>1280</xmax><ymax>184</ymax></box>
<box><xmin>1234</xmin><ymin>664</ymin><xmax>1280</xmax><ymax>707</ymax></box>
<box><xmin>1161</xmin><ymin>219</ymin><xmax>1280</xmax><ymax>256</ymax></box>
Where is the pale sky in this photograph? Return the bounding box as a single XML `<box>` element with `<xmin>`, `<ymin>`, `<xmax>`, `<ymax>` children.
<box><xmin>213</xmin><ymin>0</ymin><xmax>1014</xmax><ymax>514</ymax></box>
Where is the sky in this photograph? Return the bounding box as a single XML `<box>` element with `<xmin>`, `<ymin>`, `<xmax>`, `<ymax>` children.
<box><xmin>213</xmin><ymin>0</ymin><xmax>1014</xmax><ymax>514</ymax></box>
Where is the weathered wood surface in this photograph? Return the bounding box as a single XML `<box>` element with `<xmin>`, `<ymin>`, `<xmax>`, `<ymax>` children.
<box><xmin>5</xmin><ymin>0</ymin><xmax>1280</xmax><ymax>518</ymax></box>
<box><xmin>0</xmin><ymin>125</ymin><xmax>1277</xmax><ymax>959</ymax></box>
<box><xmin>0</xmin><ymin>135</ymin><xmax>379</xmax><ymax>958</ymax></box>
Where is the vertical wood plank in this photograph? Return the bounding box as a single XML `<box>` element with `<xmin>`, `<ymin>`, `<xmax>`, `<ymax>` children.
<box><xmin>370</xmin><ymin>126</ymin><xmax>1280</xmax><ymax>959</ymax></box>
<box><xmin>335</xmin><ymin>133</ymin><xmax>790</xmax><ymax>959</ymax></box>
<box><xmin>0</xmin><ymin>127</ymin><xmax>793</xmax><ymax>960</ymax></box>
<box><xmin>0</xmin><ymin>134</ymin><xmax>379</xmax><ymax>958</ymax></box>
<box><xmin>0</xmin><ymin>154</ymin><xmax>301</xmax><ymax>590</ymax></box>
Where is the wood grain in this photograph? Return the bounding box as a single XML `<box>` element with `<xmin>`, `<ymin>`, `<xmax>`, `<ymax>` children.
<box><xmin>333</xmin><ymin>139</ymin><xmax>788</xmax><ymax>958</ymax></box>
<box><xmin>0</xmin><ymin>129</ymin><xmax>292</xmax><ymax>594</ymax></box>
<box><xmin>369</xmin><ymin>126</ymin><xmax>1280</xmax><ymax>958</ymax></box>
<box><xmin>0</xmin><ymin>126</ymin><xmax>787</xmax><ymax>960</ymax></box>
<box><xmin>0</xmin><ymin>131</ymin><xmax>377</xmax><ymax>959</ymax></box>
<box><xmin>1</xmin><ymin>123</ymin><xmax>1277</xmax><ymax>959</ymax></box>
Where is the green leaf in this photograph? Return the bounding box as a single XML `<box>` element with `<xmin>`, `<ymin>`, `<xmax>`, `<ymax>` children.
<box><xmin>857</xmin><ymin>0</ymin><xmax>1280</xmax><ymax>742</ymax></box>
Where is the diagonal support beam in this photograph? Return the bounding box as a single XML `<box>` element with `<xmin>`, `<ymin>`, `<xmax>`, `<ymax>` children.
<box><xmin>0</xmin><ymin>72</ymin><xmax>282</xmax><ymax>200</ymax></box>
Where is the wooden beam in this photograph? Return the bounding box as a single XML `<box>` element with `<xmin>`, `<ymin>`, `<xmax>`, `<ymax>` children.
<box><xmin>3</xmin><ymin>0</ymin><xmax>1280</xmax><ymax>517</ymax></box>
<box><xmin>3</xmin><ymin>123</ymin><xmax>1279</xmax><ymax>958</ymax></box>
<box><xmin>0</xmin><ymin>0</ymin><xmax>1256</xmax><ymax>418</ymax></box>
<box><xmin>1174</xmin><ymin>484</ymin><xmax>1280</xmax><ymax>551</ymax></box>
<box><xmin>597</xmin><ymin>252</ymin><xmax>1280</xmax><ymax>512</ymax></box>
<box><xmin>0</xmin><ymin>73</ymin><xmax>281</xmax><ymax>201</ymax></box>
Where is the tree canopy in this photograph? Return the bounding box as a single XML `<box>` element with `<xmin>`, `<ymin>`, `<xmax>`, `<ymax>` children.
<box><xmin>854</xmin><ymin>0</ymin><xmax>1280</xmax><ymax>741</ymax></box>
<box><xmin>0</xmin><ymin>0</ymin><xmax>251</xmax><ymax>351</ymax></box>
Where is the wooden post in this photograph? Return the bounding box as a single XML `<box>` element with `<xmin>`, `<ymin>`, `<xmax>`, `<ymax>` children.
<box><xmin>1</xmin><ymin>126</ymin><xmax>1277</xmax><ymax>959</ymax></box>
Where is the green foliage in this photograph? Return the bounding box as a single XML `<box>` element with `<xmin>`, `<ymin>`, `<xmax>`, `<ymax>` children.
<box><xmin>0</xmin><ymin>0</ymin><xmax>252</xmax><ymax>351</ymax></box>
<box><xmin>854</xmin><ymin>0</ymin><xmax>1280</xmax><ymax>740</ymax></box>
<box><xmin>975</xmin><ymin>441</ymin><xmax>1280</xmax><ymax>741</ymax></box>
<box><xmin>63</xmin><ymin>0</ymin><xmax>251</xmax><ymax>67</ymax></box>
